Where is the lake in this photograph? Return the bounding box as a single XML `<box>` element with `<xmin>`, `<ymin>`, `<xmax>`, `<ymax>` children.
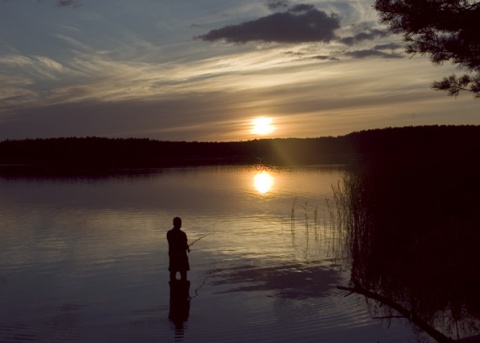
<box><xmin>0</xmin><ymin>165</ymin><xmax>437</xmax><ymax>342</ymax></box>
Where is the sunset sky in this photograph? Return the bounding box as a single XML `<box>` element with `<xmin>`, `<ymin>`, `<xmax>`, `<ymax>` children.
<box><xmin>1</xmin><ymin>0</ymin><xmax>479</xmax><ymax>142</ymax></box>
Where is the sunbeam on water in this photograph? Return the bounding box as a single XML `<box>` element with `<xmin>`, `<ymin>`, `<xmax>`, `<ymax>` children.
<box><xmin>253</xmin><ymin>170</ymin><xmax>274</xmax><ymax>194</ymax></box>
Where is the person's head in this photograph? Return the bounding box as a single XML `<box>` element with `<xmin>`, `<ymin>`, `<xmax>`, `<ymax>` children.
<box><xmin>173</xmin><ymin>217</ymin><xmax>182</xmax><ymax>229</ymax></box>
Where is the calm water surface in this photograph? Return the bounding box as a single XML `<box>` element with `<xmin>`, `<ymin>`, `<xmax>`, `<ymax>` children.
<box><xmin>0</xmin><ymin>165</ymin><xmax>419</xmax><ymax>342</ymax></box>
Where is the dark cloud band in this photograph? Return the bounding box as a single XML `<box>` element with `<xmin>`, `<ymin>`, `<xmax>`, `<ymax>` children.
<box><xmin>197</xmin><ymin>4</ymin><xmax>340</xmax><ymax>44</ymax></box>
<box><xmin>345</xmin><ymin>49</ymin><xmax>403</xmax><ymax>59</ymax></box>
<box><xmin>57</xmin><ymin>0</ymin><xmax>77</xmax><ymax>6</ymax></box>
<box><xmin>339</xmin><ymin>29</ymin><xmax>391</xmax><ymax>46</ymax></box>
<box><xmin>266</xmin><ymin>0</ymin><xmax>290</xmax><ymax>11</ymax></box>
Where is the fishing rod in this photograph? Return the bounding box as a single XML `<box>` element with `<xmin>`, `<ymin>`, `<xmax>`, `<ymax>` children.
<box><xmin>188</xmin><ymin>232</ymin><xmax>213</xmax><ymax>249</ymax></box>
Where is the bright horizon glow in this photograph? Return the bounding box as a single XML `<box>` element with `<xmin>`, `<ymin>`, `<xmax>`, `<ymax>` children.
<box><xmin>251</xmin><ymin>117</ymin><xmax>276</xmax><ymax>136</ymax></box>
<box><xmin>253</xmin><ymin>170</ymin><xmax>274</xmax><ymax>194</ymax></box>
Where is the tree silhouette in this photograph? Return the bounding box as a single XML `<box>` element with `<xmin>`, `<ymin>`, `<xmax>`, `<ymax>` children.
<box><xmin>374</xmin><ymin>0</ymin><xmax>480</xmax><ymax>97</ymax></box>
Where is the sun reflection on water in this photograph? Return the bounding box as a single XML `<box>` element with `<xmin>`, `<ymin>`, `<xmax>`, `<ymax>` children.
<box><xmin>253</xmin><ymin>170</ymin><xmax>274</xmax><ymax>194</ymax></box>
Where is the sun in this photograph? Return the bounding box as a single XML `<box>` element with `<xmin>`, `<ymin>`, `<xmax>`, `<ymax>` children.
<box><xmin>251</xmin><ymin>117</ymin><xmax>275</xmax><ymax>135</ymax></box>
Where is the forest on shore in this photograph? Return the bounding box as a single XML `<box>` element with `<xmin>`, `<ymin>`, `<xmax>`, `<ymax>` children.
<box><xmin>0</xmin><ymin>125</ymin><xmax>479</xmax><ymax>174</ymax></box>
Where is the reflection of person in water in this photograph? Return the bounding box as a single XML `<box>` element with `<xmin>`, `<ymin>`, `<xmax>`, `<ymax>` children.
<box><xmin>169</xmin><ymin>279</ymin><xmax>190</xmax><ymax>341</ymax></box>
<box><xmin>167</xmin><ymin>217</ymin><xmax>190</xmax><ymax>282</ymax></box>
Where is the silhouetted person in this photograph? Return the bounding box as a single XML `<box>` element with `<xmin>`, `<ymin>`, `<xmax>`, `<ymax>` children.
<box><xmin>167</xmin><ymin>217</ymin><xmax>190</xmax><ymax>282</ymax></box>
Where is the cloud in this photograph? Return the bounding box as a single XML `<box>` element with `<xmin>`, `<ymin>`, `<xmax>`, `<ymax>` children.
<box><xmin>339</xmin><ymin>29</ymin><xmax>391</xmax><ymax>46</ymax></box>
<box><xmin>197</xmin><ymin>4</ymin><xmax>340</xmax><ymax>44</ymax></box>
<box><xmin>312</xmin><ymin>55</ymin><xmax>337</xmax><ymax>61</ymax></box>
<box><xmin>344</xmin><ymin>49</ymin><xmax>403</xmax><ymax>59</ymax></box>
<box><xmin>57</xmin><ymin>0</ymin><xmax>77</xmax><ymax>7</ymax></box>
<box><xmin>373</xmin><ymin>43</ymin><xmax>403</xmax><ymax>51</ymax></box>
<box><xmin>265</xmin><ymin>0</ymin><xmax>290</xmax><ymax>11</ymax></box>
<box><xmin>0</xmin><ymin>54</ymin><xmax>67</xmax><ymax>82</ymax></box>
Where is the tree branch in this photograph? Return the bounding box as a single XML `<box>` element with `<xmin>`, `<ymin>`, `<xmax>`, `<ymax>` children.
<box><xmin>337</xmin><ymin>284</ymin><xmax>454</xmax><ymax>343</ymax></box>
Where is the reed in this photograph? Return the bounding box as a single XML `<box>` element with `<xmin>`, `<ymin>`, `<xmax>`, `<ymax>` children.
<box><xmin>290</xmin><ymin>196</ymin><xmax>297</xmax><ymax>238</ymax></box>
<box><xmin>303</xmin><ymin>201</ymin><xmax>309</xmax><ymax>259</ymax></box>
<box><xmin>288</xmin><ymin>181</ymin><xmax>351</xmax><ymax>263</ymax></box>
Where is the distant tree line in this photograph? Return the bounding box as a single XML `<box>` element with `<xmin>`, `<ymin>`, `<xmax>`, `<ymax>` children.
<box><xmin>345</xmin><ymin>124</ymin><xmax>480</xmax><ymax>167</ymax></box>
<box><xmin>0</xmin><ymin>125</ymin><xmax>479</xmax><ymax>174</ymax></box>
<box><xmin>0</xmin><ymin>136</ymin><xmax>352</xmax><ymax>171</ymax></box>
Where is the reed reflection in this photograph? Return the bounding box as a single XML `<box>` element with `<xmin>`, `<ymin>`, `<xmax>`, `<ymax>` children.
<box><xmin>336</xmin><ymin>157</ymin><xmax>480</xmax><ymax>343</ymax></box>
<box><xmin>253</xmin><ymin>170</ymin><xmax>274</xmax><ymax>194</ymax></box>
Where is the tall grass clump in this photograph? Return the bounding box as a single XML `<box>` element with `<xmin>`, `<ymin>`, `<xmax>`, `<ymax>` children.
<box><xmin>289</xmin><ymin>177</ymin><xmax>355</xmax><ymax>262</ymax></box>
<box><xmin>330</xmin><ymin>173</ymin><xmax>374</xmax><ymax>270</ymax></box>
